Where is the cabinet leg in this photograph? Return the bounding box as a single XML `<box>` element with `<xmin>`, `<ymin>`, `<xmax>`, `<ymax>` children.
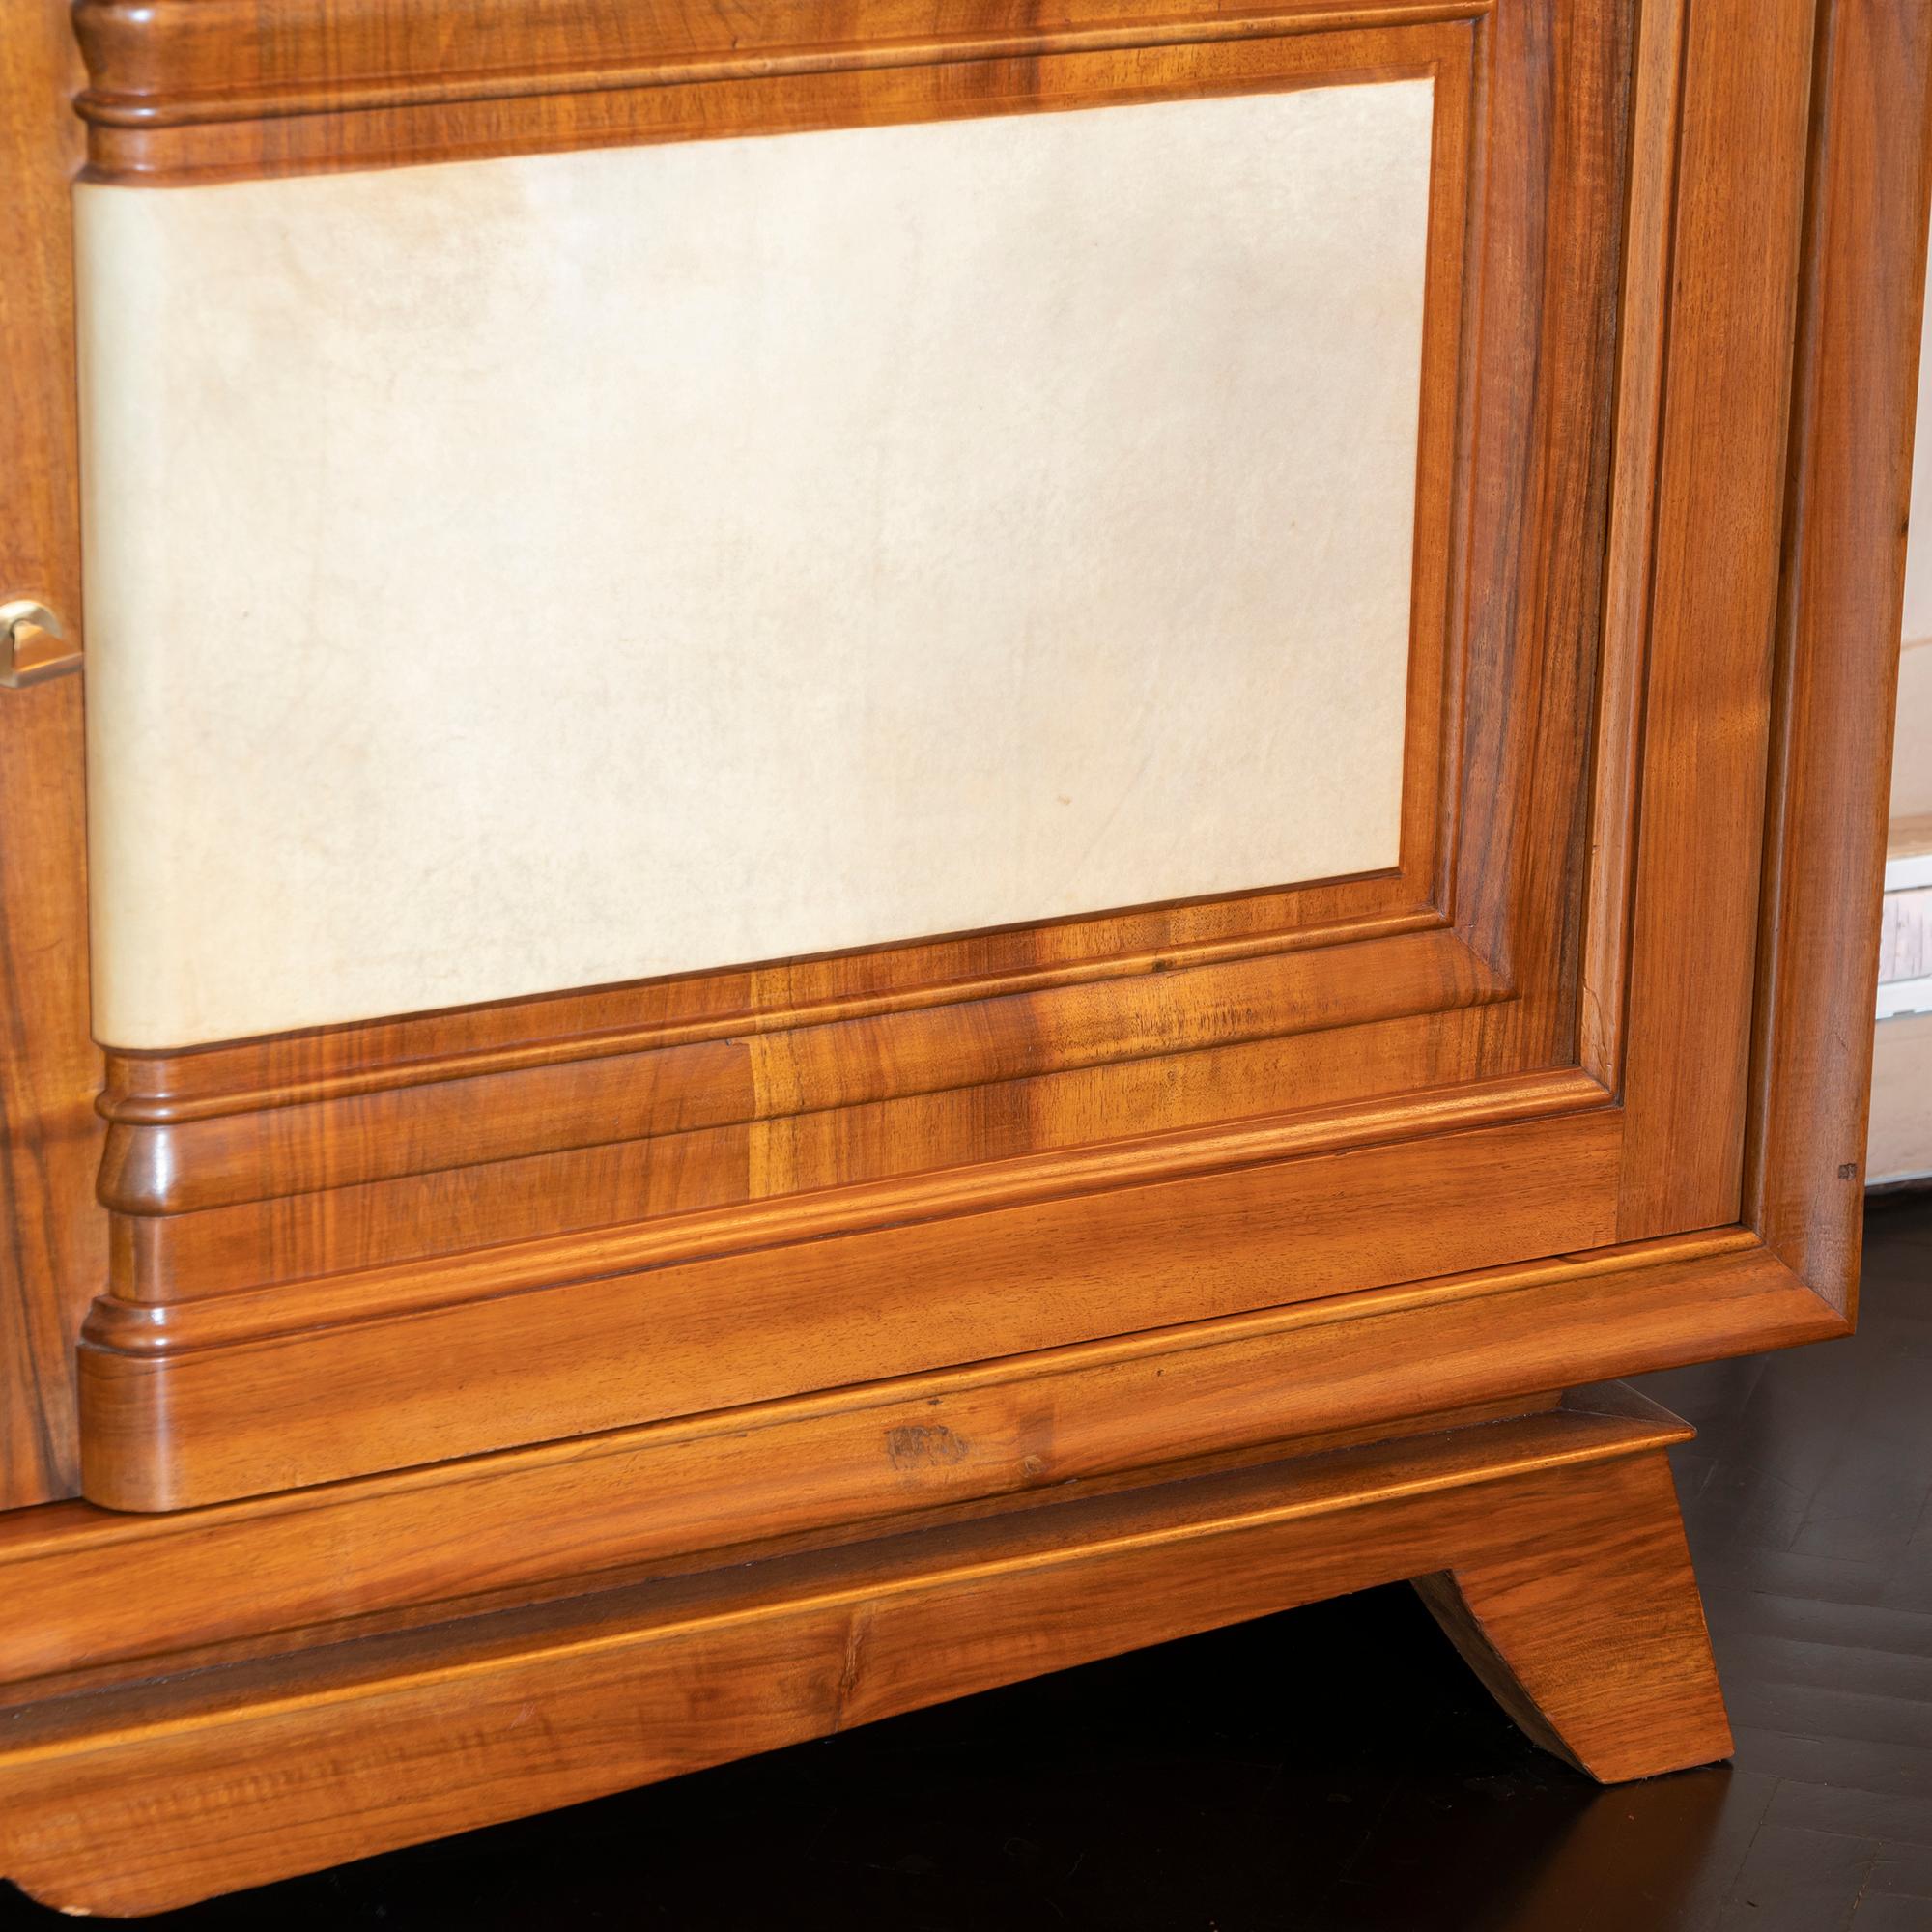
<box><xmin>1415</xmin><ymin>1444</ymin><xmax>1733</xmax><ymax>1781</ymax></box>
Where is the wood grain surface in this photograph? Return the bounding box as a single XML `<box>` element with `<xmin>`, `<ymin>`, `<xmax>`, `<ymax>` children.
<box><xmin>71</xmin><ymin>0</ymin><xmax>1640</xmax><ymax>1510</ymax></box>
<box><xmin>69</xmin><ymin>0</ymin><xmax>1494</xmax><ymax>182</ymax></box>
<box><xmin>0</xmin><ymin>1387</ymin><xmax>1731</xmax><ymax>1917</ymax></box>
<box><xmin>79</xmin><ymin>1096</ymin><xmax>1626</xmax><ymax>1507</ymax></box>
<box><xmin>1613</xmin><ymin>0</ymin><xmax>1819</xmax><ymax>1240</ymax></box>
<box><xmin>0</xmin><ymin>0</ymin><xmax>1923</xmax><ymax>1912</ymax></box>
<box><xmin>1747</xmin><ymin>0</ymin><xmax>1932</xmax><ymax>1312</ymax></box>
<box><xmin>3</xmin><ymin>1227</ymin><xmax>1831</xmax><ymax>1695</ymax></box>
<box><xmin>0</xmin><ymin>0</ymin><xmax>102</xmax><ymax>1510</ymax></box>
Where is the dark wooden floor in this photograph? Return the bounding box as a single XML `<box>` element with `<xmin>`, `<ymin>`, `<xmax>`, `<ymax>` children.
<box><xmin>5</xmin><ymin>1198</ymin><xmax>1929</xmax><ymax>1930</ymax></box>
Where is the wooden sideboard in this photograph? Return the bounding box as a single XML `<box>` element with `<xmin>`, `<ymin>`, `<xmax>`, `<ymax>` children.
<box><xmin>2</xmin><ymin>0</ymin><xmax>1928</xmax><ymax>1914</ymax></box>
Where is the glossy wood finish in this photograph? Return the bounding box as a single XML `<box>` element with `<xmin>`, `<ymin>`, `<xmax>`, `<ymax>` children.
<box><xmin>0</xmin><ymin>1387</ymin><xmax>1732</xmax><ymax>1917</ymax></box>
<box><xmin>1747</xmin><ymin>0</ymin><xmax>1932</xmax><ymax>1312</ymax></box>
<box><xmin>1611</xmin><ymin>0</ymin><xmax>1818</xmax><ymax>1240</ymax></box>
<box><xmin>3</xmin><ymin>1230</ymin><xmax>1836</xmax><ymax>1696</ymax></box>
<box><xmin>62</xmin><ymin>0</ymin><xmax>1908</xmax><ymax>1514</ymax></box>
<box><xmin>1412</xmin><ymin>1438</ymin><xmax>1731</xmax><ymax>1783</ymax></box>
<box><xmin>0</xmin><ymin>0</ymin><xmax>1924</xmax><ymax>1912</ymax></box>
<box><xmin>92</xmin><ymin>930</ymin><xmax>1501</xmax><ymax>1225</ymax></box>
<box><xmin>74</xmin><ymin>0</ymin><xmax>1640</xmax><ymax>1507</ymax></box>
<box><xmin>83</xmin><ymin>1093</ymin><xmax>1625</xmax><ymax>1507</ymax></box>
<box><xmin>1577</xmin><ymin>0</ymin><xmax>1680</xmax><ymax>1090</ymax></box>
<box><xmin>50</xmin><ymin>1200</ymin><xmax>1917</xmax><ymax>1932</ymax></box>
<box><xmin>69</xmin><ymin>0</ymin><xmax>1494</xmax><ymax>183</ymax></box>
<box><xmin>0</xmin><ymin>0</ymin><xmax>102</xmax><ymax>1511</ymax></box>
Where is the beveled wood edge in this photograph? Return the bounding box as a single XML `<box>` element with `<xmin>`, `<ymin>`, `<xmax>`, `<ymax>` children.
<box><xmin>1611</xmin><ymin>0</ymin><xmax>1820</xmax><ymax>1239</ymax></box>
<box><xmin>68</xmin><ymin>0</ymin><xmax>1492</xmax><ymax>182</ymax></box>
<box><xmin>96</xmin><ymin>928</ymin><xmax>1507</xmax><ymax>1218</ymax></box>
<box><xmin>22</xmin><ymin>1224</ymin><xmax>1833</xmax><ymax>1679</ymax></box>
<box><xmin>74</xmin><ymin>1104</ymin><xmax>1627</xmax><ymax>1506</ymax></box>
<box><xmin>101</xmin><ymin>992</ymin><xmax>1513</xmax><ymax>1219</ymax></box>
<box><xmin>1578</xmin><ymin>0</ymin><xmax>1683</xmax><ymax>1088</ymax></box>
<box><xmin>1745</xmin><ymin>0</ymin><xmax>1932</xmax><ymax>1314</ymax></box>
<box><xmin>99</xmin><ymin>903</ymin><xmax>1445</xmax><ymax>1122</ymax></box>
<box><xmin>3</xmin><ymin>1393</ymin><xmax>1572</xmax><ymax>1701</ymax></box>
<box><xmin>84</xmin><ymin>1069</ymin><xmax>1609</xmax><ymax>1360</ymax></box>
<box><xmin>0</xmin><ymin>1390</ymin><xmax>1715</xmax><ymax>1917</ymax></box>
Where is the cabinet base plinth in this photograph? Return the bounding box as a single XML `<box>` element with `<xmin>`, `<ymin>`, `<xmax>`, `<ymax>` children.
<box><xmin>0</xmin><ymin>1383</ymin><xmax>1730</xmax><ymax>1918</ymax></box>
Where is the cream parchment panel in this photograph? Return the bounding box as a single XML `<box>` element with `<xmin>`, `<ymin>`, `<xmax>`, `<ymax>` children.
<box><xmin>77</xmin><ymin>79</ymin><xmax>1435</xmax><ymax>1049</ymax></box>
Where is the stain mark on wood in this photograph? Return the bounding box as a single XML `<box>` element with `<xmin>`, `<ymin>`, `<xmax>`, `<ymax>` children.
<box><xmin>886</xmin><ymin>1424</ymin><xmax>972</xmax><ymax>1473</ymax></box>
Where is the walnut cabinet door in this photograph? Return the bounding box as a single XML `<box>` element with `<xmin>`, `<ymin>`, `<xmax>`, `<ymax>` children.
<box><xmin>0</xmin><ymin>0</ymin><xmax>1921</xmax><ymax>1542</ymax></box>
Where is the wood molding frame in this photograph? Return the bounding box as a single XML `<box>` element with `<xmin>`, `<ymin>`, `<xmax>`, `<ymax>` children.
<box><xmin>1609</xmin><ymin>0</ymin><xmax>1820</xmax><ymax>1238</ymax></box>
<box><xmin>69</xmin><ymin>0</ymin><xmax>1497</xmax><ymax>183</ymax></box>
<box><xmin>70</xmin><ymin>0</ymin><xmax>1647</xmax><ymax>1508</ymax></box>
<box><xmin>81</xmin><ymin>1091</ymin><xmax>1628</xmax><ymax>1506</ymax></box>
<box><xmin>0</xmin><ymin>1387</ymin><xmax>1733</xmax><ymax>1917</ymax></box>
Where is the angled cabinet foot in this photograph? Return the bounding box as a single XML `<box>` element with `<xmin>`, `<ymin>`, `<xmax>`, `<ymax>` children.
<box><xmin>1415</xmin><ymin>1430</ymin><xmax>1732</xmax><ymax>1782</ymax></box>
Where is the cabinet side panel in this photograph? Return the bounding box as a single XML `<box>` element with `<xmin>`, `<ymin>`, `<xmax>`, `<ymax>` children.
<box><xmin>1747</xmin><ymin>0</ymin><xmax>1932</xmax><ymax>1307</ymax></box>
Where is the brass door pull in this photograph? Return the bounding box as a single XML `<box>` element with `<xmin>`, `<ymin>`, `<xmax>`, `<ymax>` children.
<box><xmin>0</xmin><ymin>600</ymin><xmax>81</xmax><ymax>687</ymax></box>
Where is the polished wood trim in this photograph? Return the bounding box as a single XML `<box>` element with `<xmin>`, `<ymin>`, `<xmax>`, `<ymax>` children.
<box><xmin>6</xmin><ymin>1229</ymin><xmax>1833</xmax><ymax>1694</ymax></box>
<box><xmin>1746</xmin><ymin>0</ymin><xmax>1932</xmax><ymax>1315</ymax></box>
<box><xmin>68</xmin><ymin>0</ymin><xmax>1492</xmax><ymax>183</ymax></box>
<box><xmin>78</xmin><ymin>1099</ymin><xmax>1624</xmax><ymax>1507</ymax></box>
<box><xmin>1613</xmin><ymin>0</ymin><xmax>1818</xmax><ymax>1239</ymax></box>
<box><xmin>5</xmin><ymin>1399</ymin><xmax>1568</xmax><ymax>1700</ymax></box>
<box><xmin>0</xmin><ymin>0</ymin><xmax>1918</xmax><ymax>1910</ymax></box>
<box><xmin>0</xmin><ymin>0</ymin><xmax>101</xmax><ymax>1509</ymax></box>
<box><xmin>97</xmin><ymin>902</ymin><xmax>1449</xmax><ymax>1122</ymax></box>
<box><xmin>101</xmin><ymin>1068</ymin><xmax>1599</xmax><ymax>1324</ymax></box>
<box><xmin>1578</xmin><ymin>0</ymin><xmax>1683</xmax><ymax>1089</ymax></box>
<box><xmin>72</xmin><ymin>12</ymin><xmax>1513</xmax><ymax>1341</ymax></box>
<box><xmin>1435</xmin><ymin>0</ymin><xmax>1630</xmax><ymax>1084</ymax></box>
<box><xmin>0</xmin><ymin>1388</ymin><xmax>1729</xmax><ymax>1916</ymax></box>
<box><xmin>99</xmin><ymin>927</ymin><xmax>1504</xmax><ymax>1214</ymax></box>
<box><xmin>78</xmin><ymin>16</ymin><xmax>1467</xmax><ymax>182</ymax></box>
<box><xmin>105</xmin><ymin>1008</ymin><xmax>1518</xmax><ymax>1303</ymax></box>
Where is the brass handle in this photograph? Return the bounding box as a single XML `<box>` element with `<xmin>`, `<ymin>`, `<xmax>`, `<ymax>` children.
<box><xmin>0</xmin><ymin>599</ymin><xmax>82</xmax><ymax>688</ymax></box>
